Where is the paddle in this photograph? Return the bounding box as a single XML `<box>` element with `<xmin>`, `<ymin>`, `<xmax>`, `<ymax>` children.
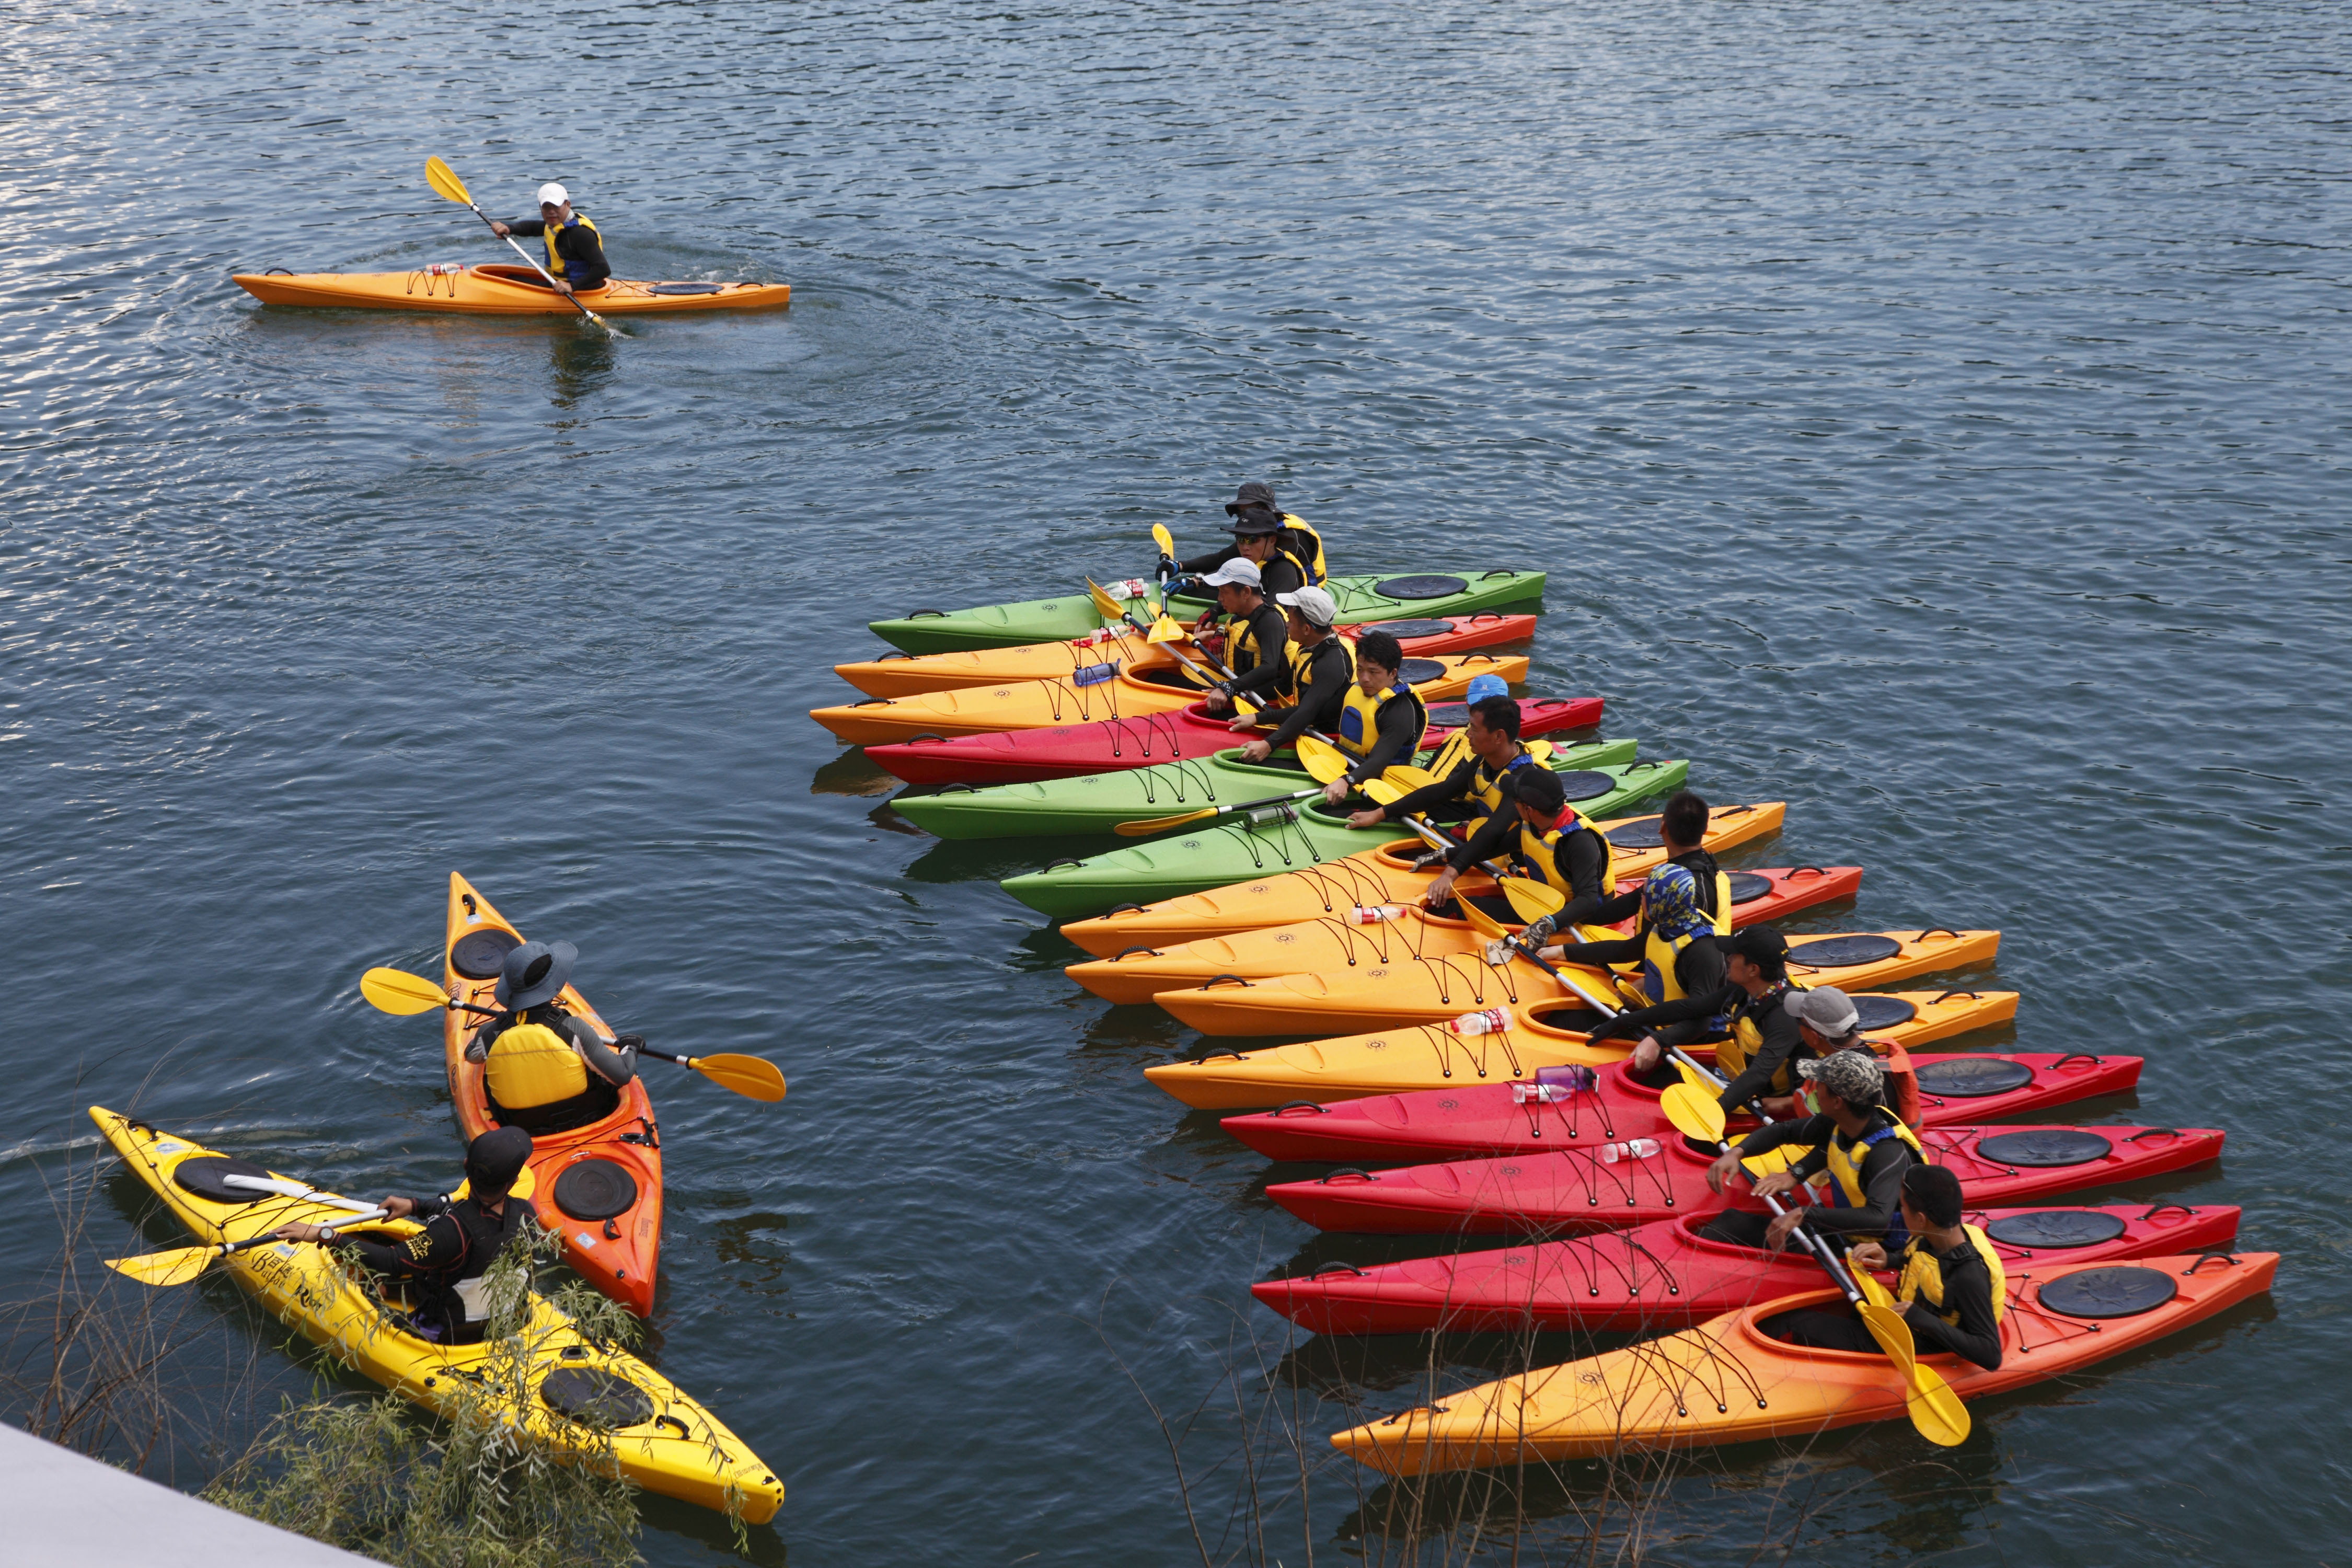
<box><xmin>108</xmin><ymin>1206</ymin><xmax>393</xmax><ymax>1288</ymax></box>
<box><xmin>358</xmin><ymin>966</ymin><xmax>787</xmax><ymax>1102</ymax></box>
<box><xmin>1355</xmin><ymin>779</ymin><xmax>1573</xmax><ymax>928</ymax></box>
<box><xmin>1146</xmin><ymin>525</ymin><xmax>1189</xmax><ymax>642</ymax></box>
<box><xmin>423</xmin><ymin>157</ymin><xmax>618</xmax><ymax>336</ymax></box>
<box><xmin>1116</xmin><ymin>734</ymin><xmax>1399</xmax><ymax>838</ymax></box>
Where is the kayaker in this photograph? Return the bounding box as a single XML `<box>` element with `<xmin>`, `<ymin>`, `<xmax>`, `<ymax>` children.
<box><xmin>464</xmin><ymin>939</ymin><xmax>637</xmax><ymax>1134</ymax></box>
<box><xmin>1697</xmin><ymin>1049</ymin><xmax>1926</xmax><ymax>1254</ymax></box>
<box><xmin>1765</xmin><ymin>1164</ymin><xmax>2006</xmax><ymax>1370</ymax></box>
<box><xmin>1588</xmin><ymin>929</ymin><xmax>1844</xmax><ymax>1113</ymax></box>
<box><xmin>487</xmin><ymin>182</ymin><xmax>610</xmax><ymax>295</ymax></box>
<box><xmin>1231</xmin><ymin>586</ymin><xmax>1357</xmax><ymax>762</ymax></box>
<box><xmin>1169</xmin><ymin>482</ymin><xmax>1327</xmax><ymax>597</ymax></box>
<box><xmin>1194</xmin><ymin>558</ymin><xmax>1291</xmax><ymax>718</ymax></box>
<box><xmin>271</xmin><ymin>1126</ymin><xmax>532</xmax><ymax>1345</ymax></box>
<box><xmin>1536</xmin><ymin>791</ymin><xmax>1729</xmax><ymax>1011</ymax></box>
<box><xmin>1317</xmin><ymin>630</ymin><xmax>1427</xmax><ymax>803</ymax></box>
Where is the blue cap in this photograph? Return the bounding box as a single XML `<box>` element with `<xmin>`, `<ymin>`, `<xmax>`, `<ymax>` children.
<box><xmin>1465</xmin><ymin>674</ymin><xmax>1509</xmax><ymax>703</ymax></box>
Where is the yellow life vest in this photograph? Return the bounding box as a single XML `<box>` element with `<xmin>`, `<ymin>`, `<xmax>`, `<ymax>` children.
<box><xmin>1223</xmin><ymin>601</ymin><xmax>1283</xmax><ymax>679</ymax></box>
<box><xmin>1511</xmin><ymin>806</ymin><xmax>1609</xmax><ymax>899</ymax></box>
<box><xmin>1276</xmin><ymin>629</ymin><xmax>1354</xmax><ymax>705</ymax></box>
<box><xmin>1633</xmin><ymin>868</ymin><xmax>1731</xmax><ymax>1005</ymax></box>
<box><xmin>1898</xmin><ymin>1224</ymin><xmax>2010</xmax><ymax>1327</ymax></box>
<box><xmin>482</xmin><ymin>1021</ymin><xmax>588</xmax><ymax>1110</ymax></box>
<box><xmin>541</xmin><ymin>211</ymin><xmax>601</xmax><ymax>278</ymax></box>
<box><xmin>1809</xmin><ymin>1115</ymin><xmax>1928</xmax><ymax>1243</ymax></box>
<box><xmin>1277</xmin><ymin>513</ymin><xmax>1328</xmax><ymax>585</ymax></box>
<box><xmin>1333</xmin><ymin>679</ymin><xmax>1427</xmax><ymax>762</ymax></box>
<box><xmin>1713</xmin><ymin>983</ymin><xmax>1807</xmax><ymax>1090</ymax></box>
<box><xmin>1466</xmin><ymin>747</ymin><xmax>1540</xmax><ymax>815</ymax></box>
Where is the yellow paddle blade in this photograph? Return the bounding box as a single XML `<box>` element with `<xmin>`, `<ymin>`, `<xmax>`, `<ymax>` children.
<box><xmin>105</xmin><ymin>1243</ymin><xmax>224</xmax><ymax>1288</ymax></box>
<box><xmin>361</xmin><ymin>966</ymin><xmax>450</xmax><ymax>1016</ymax></box>
<box><xmin>1526</xmin><ymin>739</ymin><xmax>1553</xmax><ymax>764</ymax></box>
<box><xmin>1147</xmin><ymin>614</ymin><xmax>1186</xmax><ymax>644</ymax></box>
<box><xmin>1498</xmin><ymin>878</ymin><xmax>1565</xmax><ymax>924</ymax></box>
<box><xmin>694</xmin><ymin>1052</ymin><xmax>788</xmax><ymax>1102</ymax></box>
<box><xmin>1740</xmin><ymin>1143</ymin><xmax>1806</xmax><ymax>1179</ymax></box>
<box><xmin>1902</xmin><ymin>1362</ymin><xmax>1973</xmax><ymax>1446</ymax></box>
<box><xmin>1085</xmin><ymin>577</ymin><xmax>1124</xmax><ymax>619</ymax></box>
<box><xmin>1382</xmin><ymin>764</ymin><xmax>1439</xmax><ymax>792</ymax></box>
<box><xmin>1454</xmin><ymin>895</ymin><xmax>1509</xmax><ymax>942</ymax></box>
<box><xmin>1359</xmin><ymin>778</ymin><xmax>1403</xmax><ymax>805</ymax></box>
<box><xmin>1294</xmin><ymin>734</ymin><xmax>1352</xmax><ymax>785</ymax></box>
<box><xmin>1116</xmin><ymin>806</ymin><xmax>1216</xmax><ymax>837</ymax></box>
<box><xmin>1854</xmin><ymin>1268</ymin><xmax>1897</xmax><ymax>1309</ymax></box>
<box><xmin>424</xmin><ymin>156</ymin><xmax>472</xmax><ymax>206</ymax></box>
<box><xmin>1151</xmin><ymin>523</ymin><xmax>1174</xmax><ymax>558</ymax></box>
<box><xmin>1658</xmin><ymin>1082</ymin><xmax>1726</xmax><ymax>1144</ymax></box>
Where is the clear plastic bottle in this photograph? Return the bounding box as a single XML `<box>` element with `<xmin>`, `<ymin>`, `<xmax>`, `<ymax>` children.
<box><xmin>1347</xmin><ymin>904</ymin><xmax>1404</xmax><ymax>924</ymax></box>
<box><xmin>1599</xmin><ymin>1138</ymin><xmax>1662</xmax><ymax>1164</ymax></box>
<box><xmin>1448</xmin><ymin>1007</ymin><xmax>1511</xmax><ymax>1036</ymax></box>
<box><xmin>1105</xmin><ymin>578</ymin><xmax>1151</xmax><ymax>601</ymax></box>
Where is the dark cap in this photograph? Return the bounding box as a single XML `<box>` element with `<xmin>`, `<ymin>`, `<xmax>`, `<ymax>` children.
<box><xmin>1514</xmin><ymin>765</ymin><xmax>1565</xmax><ymax>815</ymax></box>
<box><xmin>1224</xmin><ymin>481</ymin><xmax>1278</xmax><ymax>516</ymax></box>
<box><xmin>1717</xmin><ymin>926</ymin><xmax>1790</xmax><ymax>967</ymax></box>
<box><xmin>464</xmin><ymin>1125</ymin><xmax>534</xmax><ymax>1196</ymax></box>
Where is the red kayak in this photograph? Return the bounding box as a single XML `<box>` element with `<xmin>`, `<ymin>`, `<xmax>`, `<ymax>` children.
<box><xmin>867</xmin><ymin>694</ymin><xmax>1602</xmax><ymax>786</ymax></box>
<box><xmin>1223</xmin><ymin>1051</ymin><xmax>2143</xmax><ymax>1163</ymax></box>
<box><xmin>1264</xmin><ymin>1124</ymin><xmax>2224</xmax><ymax>1236</ymax></box>
<box><xmin>1255</xmin><ymin>1201</ymin><xmax>2240</xmax><ymax>1335</ymax></box>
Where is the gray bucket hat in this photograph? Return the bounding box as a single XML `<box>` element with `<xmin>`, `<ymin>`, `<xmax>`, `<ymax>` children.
<box><xmin>495</xmin><ymin>939</ymin><xmax>578</xmax><ymax>1010</ymax></box>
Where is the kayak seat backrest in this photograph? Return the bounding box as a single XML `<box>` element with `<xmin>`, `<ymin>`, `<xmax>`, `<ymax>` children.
<box><xmin>173</xmin><ymin>1156</ymin><xmax>276</xmax><ymax>1204</ymax></box>
<box><xmin>452</xmin><ymin>927</ymin><xmax>523</xmax><ymax>981</ymax></box>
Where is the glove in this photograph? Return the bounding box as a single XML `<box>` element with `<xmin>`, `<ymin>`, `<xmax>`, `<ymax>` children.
<box><xmin>1410</xmin><ymin>849</ymin><xmax>1449</xmax><ymax>871</ymax></box>
<box><xmin>1157</xmin><ymin>554</ymin><xmax>1178</xmax><ymax>581</ymax></box>
<box><xmin>1520</xmin><ymin>915</ymin><xmax>1558</xmax><ymax>946</ymax></box>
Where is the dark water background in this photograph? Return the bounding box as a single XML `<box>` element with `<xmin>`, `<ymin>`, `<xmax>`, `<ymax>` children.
<box><xmin>6</xmin><ymin>1</ymin><xmax>2349</xmax><ymax>1562</ymax></box>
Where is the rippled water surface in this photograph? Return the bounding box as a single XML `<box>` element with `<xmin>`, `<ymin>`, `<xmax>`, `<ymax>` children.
<box><xmin>6</xmin><ymin>1</ymin><xmax>2349</xmax><ymax>1561</ymax></box>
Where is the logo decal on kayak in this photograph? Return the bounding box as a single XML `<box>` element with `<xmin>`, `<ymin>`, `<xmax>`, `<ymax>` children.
<box><xmin>1365</xmin><ymin>1039</ymin><xmax>1386</xmax><ymax>1051</ymax></box>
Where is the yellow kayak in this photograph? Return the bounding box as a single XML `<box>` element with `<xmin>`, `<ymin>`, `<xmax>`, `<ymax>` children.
<box><xmin>89</xmin><ymin>1106</ymin><xmax>783</xmax><ymax>1523</ymax></box>
<box><xmin>811</xmin><ymin>652</ymin><xmax>1528</xmax><ymax>745</ymax></box>
<box><xmin>232</xmin><ymin>263</ymin><xmax>790</xmax><ymax>315</ymax></box>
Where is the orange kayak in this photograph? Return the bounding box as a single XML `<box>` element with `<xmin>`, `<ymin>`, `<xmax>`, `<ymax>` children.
<box><xmin>1143</xmin><ymin>986</ymin><xmax>2019</xmax><ymax>1109</ymax></box>
<box><xmin>1331</xmin><ymin>1252</ymin><xmax>2277</xmax><ymax>1470</ymax></box>
<box><xmin>1066</xmin><ymin>864</ymin><xmax>1861</xmax><ymax>1006</ymax></box>
<box><xmin>442</xmin><ymin>873</ymin><xmax>663</xmax><ymax>1316</ymax></box>
<box><xmin>233</xmin><ymin>263</ymin><xmax>790</xmax><ymax>315</ymax></box>
<box><xmin>1060</xmin><ymin>802</ymin><xmax>1790</xmax><ymax>956</ymax></box>
<box><xmin>811</xmin><ymin>652</ymin><xmax>1527</xmax><ymax>745</ymax></box>
<box><xmin>1155</xmin><ymin>927</ymin><xmax>2002</xmax><ymax>1036</ymax></box>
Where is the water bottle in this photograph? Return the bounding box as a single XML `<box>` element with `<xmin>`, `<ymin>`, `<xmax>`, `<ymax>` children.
<box><xmin>1073</xmin><ymin>627</ymin><xmax>1122</xmax><ymax>648</ymax></box>
<box><xmin>1448</xmin><ymin>1007</ymin><xmax>1511</xmax><ymax>1036</ymax></box>
<box><xmin>1346</xmin><ymin>904</ymin><xmax>1403</xmax><ymax>924</ymax></box>
<box><xmin>1073</xmin><ymin>660</ymin><xmax>1120</xmax><ymax>686</ymax></box>
<box><xmin>1105</xmin><ymin>578</ymin><xmax>1151</xmax><ymax>602</ymax></box>
<box><xmin>1599</xmin><ymin>1138</ymin><xmax>1661</xmax><ymax>1164</ymax></box>
<box><xmin>422</xmin><ymin>261</ymin><xmax>466</xmax><ymax>275</ymax></box>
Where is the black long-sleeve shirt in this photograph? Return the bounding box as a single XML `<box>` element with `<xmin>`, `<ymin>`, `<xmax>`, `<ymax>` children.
<box><xmin>1733</xmin><ymin>1111</ymin><xmax>1919</xmax><ymax>1238</ymax></box>
<box><xmin>1218</xmin><ymin>602</ymin><xmax>1297</xmax><ymax>699</ymax></box>
<box><xmin>332</xmin><ymin>1192</ymin><xmax>477</xmax><ymax>1279</ymax></box>
<box><xmin>506</xmin><ymin>215</ymin><xmax>610</xmax><ymax>289</ymax></box>
<box><xmin>1550</xmin><ymin>926</ymin><xmax>1727</xmax><ymax>1009</ymax></box>
<box><xmin>1178</xmin><ymin>545</ymin><xmax>1305</xmax><ymax>599</ymax></box>
<box><xmin>1589</xmin><ymin>982</ymin><xmax>1807</xmax><ymax>1113</ymax></box>
<box><xmin>1259</xmin><ymin>634</ymin><xmax>1354</xmax><ymax>751</ymax></box>
<box><xmin>1896</xmin><ymin>1236</ymin><xmax>2005</xmax><ymax>1370</ymax></box>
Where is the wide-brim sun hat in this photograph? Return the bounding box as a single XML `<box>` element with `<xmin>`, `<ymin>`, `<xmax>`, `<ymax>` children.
<box><xmin>495</xmin><ymin>938</ymin><xmax>578</xmax><ymax>1010</ymax></box>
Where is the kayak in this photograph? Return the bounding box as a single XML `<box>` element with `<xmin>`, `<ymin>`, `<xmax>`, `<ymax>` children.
<box><xmin>894</xmin><ymin>734</ymin><xmax>1637</xmax><ymax>843</ymax></box>
<box><xmin>1065</xmin><ymin>863</ymin><xmax>1860</xmax><ymax>1005</ymax></box>
<box><xmin>1144</xmin><ymin>988</ymin><xmax>2022</xmax><ymax>1110</ymax></box>
<box><xmin>442</xmin><ymin>873</ymin><xmax>663</xmax><ymax>1317</ymax></box>
<box><xmin>1155</xmin><ymin>926</ymin><xmax>2001</xmax><ymax>1037</ymax></box>
<box><xmin>1329</xmin><ymin>1250</ymin><xmax>2276</xmax><ymax>1469</ymax></box>
<box><xmin>88</xmin><ymin>1107</ymin><xmax>783</xmax><ymax>1521</ymax></box>
<box><xmin>1058</xmin><ymin>801</ymin><xmax>1790</xmax><ymax>956</ymax></box>
<box><xmin>232</xmin><ymin>263</ymin><xmax>791</xmax><ymax>315</ymax></box>
<box><xmin>868</xmin><ymin>694</ymin><xmax>1602</xmax><ymax>787</ymax></box>
<box><xmin>1256</xmin><ymin>1202</ymin><xmax>2240</xmax><ymax>1335</ymax></box>
<box><xmin>834</xmin><ymin>613</ymin><xmax>1537</xmax><ymax>700</ymax></box>
<box><xmin>811</xmin><ymin>651</ymin><xmax>1528</xmax><ymax>745</ymax></box>
<box><xmin>1221</xmin><ymin>1051</ymin><xmax>2144</xmax><ymax>1162</ymax></box>
<box><xmin>1264</xmin><ymin>1123</ymin><xmax>2224</xmax><ymax>1235</ymax></box>
<box><xmin>869</xmin><ymin>570</ymin><xmax>1548</xmax><ymax>655</ymax></box>
<box><xmin>1000</xmin><ymin>759</ymin><xmax>1692</xmax><ymax>921</ymax></box>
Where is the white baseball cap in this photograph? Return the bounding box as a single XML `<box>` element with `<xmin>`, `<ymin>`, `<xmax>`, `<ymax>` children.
<box><xmin>536</xmin><ymin>182</ymin><xmax>570</xmax><ymax>207</ymax></box>
<box><xmin>1277</xmin><ymin>585</ymin><xmax>1338</xmax><ymax>627</ymax></box>
<box><xmin>1200</xmin><ymin>557</ymin><xmax>1262</xmax><ymax>590</ymax></box>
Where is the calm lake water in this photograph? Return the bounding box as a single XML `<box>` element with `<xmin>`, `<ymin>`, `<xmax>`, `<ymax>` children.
<box><xmin>5</xmin><ymin>1</ymin><xmax>2348</xmax><ymax>1561</ymax></box>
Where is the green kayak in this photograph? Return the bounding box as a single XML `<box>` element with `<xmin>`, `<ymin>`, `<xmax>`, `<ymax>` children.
<box><xmin>870</xmin><ymin>570</ymin><xmax>1547</xmax><ymax>655</ymax></box>
<box><xmin>1000</xmin><ymin>758</ymin><xmax>1691</xmax><ymax>920</ymax></box>
<box><xmin>895</xmin><ymin>737</ymin><xmax>1638</xmax><ymax>840</ymax></box>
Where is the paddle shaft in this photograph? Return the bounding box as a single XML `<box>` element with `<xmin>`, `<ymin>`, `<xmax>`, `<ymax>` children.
<box><xmin>463</xmin><ymin>202</ymin><xmax>609</xmax><ymax>328</ymax></box>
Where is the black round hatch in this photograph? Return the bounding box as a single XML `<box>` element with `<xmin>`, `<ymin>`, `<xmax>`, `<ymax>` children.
<box><xmin>2038</xmin><ymin>1265</ymin><xmax>2178</xmax><ymax>1319</ymax></box>
<box><xmin>1916</xmin><ymin>1057</ymin><xmax>2038</xmax><ymax>1098</ymax></box>
<box><xmin>1425</xmin><ymin>702</ymin><xmax>1470</xmax><ymax>729</ymax></box>
<box><xmin>1975</xmin><ymin>1129</ymin><xmax>2113</xmax><ymax>1168</ymax></box>
<box><xmin>1374</xmin><ymin>575</ymin><xmax>1470</xmax><ymax>601</ymax></box>
<box><xmin>1983</xmin><ymin>1210</ymin><xmax>2129</xmax><ymax>1249</ymax></box>
<box><xmin>540</xmin><ymin>1366</ymin><xmax>654</xmax><ymax>1428</ymax></box>
<box><xmin>1725</xmin><ymin>872</ymin><xmax>1773</xmax><ymax>906</ymax></box>
<box><xmin>1789</xmin><ymin>933</ymin><xmax>1904</xmax><ymax>968</ymax></box>
<box><xmin>1605</xmin><ymin>818</ymin><xmax>1664</xmax><ymax>849</ymax></box>
<box><xmin>552</xmin><ymin>1159</ymin><xmax>639</xmax><ymax>1221</ymax></box>
<box><xmin>1398</xmin><ymin>658</ymin><xmax>1446</xmax><ymax>686</ymax></box>
<box><xmin>1554</xmin><ymin>770</ymin><xmax>1616</xmax><ymax>802</ymax></box>
<box><xmin>172</xmin><ymin>1156</ymin><xmax>276</xmax><ymax>1204</ymax></box>
<box><xmin>1359</xmin><ymin>619</ymin><xmax>1456</xmax><ymax>641</ymax></box>
<box><xmin>451</xmin><ymin>928</ymin><xmax>523</xmax><ymax>981</ymax></box>
<box><xmin>648</xmin><ymin>282</ymin><xmax>724</xmax><ymax>296</ymax></box>
<box><xmin>1851</xmin><ymin>995</ymin><xmax>1918</xmax><ymax>1030</ymax></box>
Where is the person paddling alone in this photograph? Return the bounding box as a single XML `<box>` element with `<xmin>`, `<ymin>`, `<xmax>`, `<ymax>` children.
<box><xmin>464</xmin><ymin>938</ymin><xmax>638</xmax><ymax>1134</ymax></box>
<box><xmin>488</xmin><ymin>182</ymin><xmax>609</xmax><ymax>296</ymax></box>
<box><xmin>1698</xmin><ymin>1048</ymin><xmax>1926</xmax><ymax>1254</ymax></box>
<box><xmin>1765</xmin><ymin>1163</ymin><xmax>2006</xmax><ymax>1371</ymax></box>
<box><xmin>272</xmin><ymin>1126</ymin><xmax>533</xmax><ymax>1345</ymax></box>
